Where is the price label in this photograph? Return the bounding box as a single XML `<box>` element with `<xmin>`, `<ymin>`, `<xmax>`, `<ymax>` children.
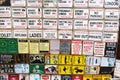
<box><xmin>27</xmin><ymin>8</ymin><xmax>42</xmax><ymax>18</ymax></box>
<box><xmin>104</xmin><ymin>21</ymin><xmax>119</xmax><ymax>31</ymax></box>
<box><xmin>13</xmin><ymin>29</ymin><xmax>27</xmax><ymax>38</ymax></box>
<box><xmin>89</xmin><ymin>9</ymin><xmax>104</xmax><ymax>19</ymax></box>
<box><xmin>105</xmin><ymin>0</ymin><xmax>119</xmax><ymax>8</ymax></box>
<box><xmin>43</xmin><ymin>19</ymin><xmax>57</xmax><ymax>29</ymax></box>
<box><xmin>58</xmin><ymin>20</ymin><xmax>73</xmax><ymax>29</ymax></box>
<box><xmin>28</xmin><ymin>19</ymin><xmax>42</xmax><ymax>29</ymax></box>
<box><xmin>103</xmin><ymin>32</ymin><xmax>118</xmax><ymax>42</ymax></box>
<box><xmin>74</xmin><ymin>20</ymin><xmax>88</xmax><ymax>29</ymax></box>
<box><xmin>0</xmin><ymin>30</ymin><xmax>12</xmax><ymax>38</ymax></box>
<box><xmin>89</xmin><ymin>31</ymin><xmax>103</xmax><ymax>41</ymax></box>
<box><xmin>74</xmin><ymin>9</ymin><xmax>89</xmax><ymax>19</ymax></box>
<box><xmin>74</xmin><ymin>30</ymin><xmax>88</xmax><ymax>40</ymax></box>
<box><xmin>105</xmin><ymin>9</ymin><xmax>119</xmax><ymax>20</ymax></box>
<box><xmin>58</xmin><ymin>30</ymin><xmax>72</xmax><ymax>39</ymax></box>
<box><xmin>43</xmin><ymin>0</ymin><xmax>57</xmax><ymax>7</ymax></box>
<box><xmin>89</xmin><ymin>0</ymin><xmax>104</xmax><ymax>7</ymax></box>
<box><xmin>0</xmin><ymin>7</ymin><xmax>11</xmax><ymax>17</ymax></box>
<box><xmin>59</xmin><ymin>8</ymin><xmax>73</xmax><ymax>18</ymax></box>
<box><xmin>43</xmin><ymin>8</ymin><xmax>57</xmax><ymax>18</ymax></box>
<box><xmin>11</xmin><ymin>0</ymin><xmax>26</xmax><ymax>6</ymax></box>
<box><xmin>28</xmin><ymin>30</ymin><xmax>42</xmax><ymax>38</ymax></box>
<box><xmin>43</xmin><ymin>30</ymin><xmax>57</xmax><ymax>39</ymax></box>
<box><xmin>74</xmin><ymin>0</ymin><xmax>88</xmax><ymax>7</ymax></box>
<box><xmin>13</xmin><ymin>19</ymin><xmax>27</xmax><ymax>28</ymax></box>
<box><xmin>58</xmin><ymin>0</ymin><xmax>73</xmax><ymax>7</ymax></box>
<box><xmin>89</xmin><ymin>20</ymin><xmax>104</xmax><ymax>31</ymax></box>
<box><xmin>12</xmin><ymin>8</ymin><xmax>26</xmax><ymax>18</ymax></box>
<box><xmin>27</xmin><ymin>0</ymin><xmax>42</xmax><ymax>7</ymax></box>
<box><xmin>0</xmin><ymin>19</ymin><xmax>11</xmax><ymax>28</ymax></box>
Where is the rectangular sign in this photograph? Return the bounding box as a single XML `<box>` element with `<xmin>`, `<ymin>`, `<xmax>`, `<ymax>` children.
<box><xmin>13</xmin><ymin>19</ymin><xmax>27</xmax><ymax>28</ymax></box>
<box><xmin>61</xmin><ymin>75</ymin><xmax>71</xmax><ymax>80</ymax></box>
<box><xmin>72</xmin><ymin>66</ymin><xmax>85</xmax><ymax>74</ymax></box>
<box><xmin>41</xmin><ymin>75</ymin><xmax>50</xmax><ymax>80</ymax></box>
<box><xmin>85</xmin><ymin>66</ymin><xmax>100</xmax><ymax>74</ymax></box>
<box><xmin>0</xmin><ymin>7</ymin><xmax>11</xmax><ymax>17</ymax></box>
<box><xmin>105</xmin><ymin>0</ymin><xmax>119</xmax><ymax>8</ymax></box>
<box><xmin>0</xmin><ymin>64</ymin><xmax>14</xmax><ymax>73</ymax></box>
<box><xmin>114</xmin><ymin>60</ymin><xmax>120</xmax><ymax>77</ymax></box>
<box><xmin>58</xmin><ymin>65</ymin><xmax>71</xmax><ymax>74</ymax></box>
<box><xmin>8</xmin><ymin>74</ymin><xmax>19</xmax><ymax>80</ymax></box>
<box><xmin>43</xmin><ymin>0</ymin><xmax>57</xmax><ymax>7</ymax></box>
<box><xmin>0</xmin><ymin>74</ymin><xmax>8</xmax><ymax>80</ymax></box>
<box><xmin>15</xmin><ymin>54</ymin><xmax>29</xmax><ymax>63</ymax></box>
<box><xmin>58</xmin><ymin>30</ymin><xmax>72</xmax><ymax>39</ymax></box>
<box><xmin>51</xmin><ymin>75</ymin><xmax>61</xmax><ymax>80</ymax></box>
<box><xmin>27</xmin><ymin>0</ymin><xmax>42</xmax><ymax>7</ymax></box>
<box><xmin>0</xmin><ymin>19</ymin><xmax>11</xmax><ymax>28</ymax></box>
<box><xmin>28</xmin><ymin>30</ymin><xmax>42</xmax><ymax>38</ymax></box>
<box><xmin>50</xmin><ymin>54</ymin><xmax>59</xmax><ymax>64</ymax></box>
<box><xmin>40</xmin><ymin>39</ymin><xmax>49</xmax><ymax>53</ymax></box>
<box><xmin>89</xmin><ymin>0</ymin><xmax>104</xmax><ymax>7</ymax></box>
<box><xmin>11</xmin><ymin>0</ymin><xmax>26</xmax><ymax>6</ymax></box>
<box><xmin>30</xmin><ymin>74</ymin><xmax>40</xmax><ymax>80</ymax></box>
<box><xmin>19</xmin><ymin>74</ymin><xmax>29</xmax><ymax>80</ymax></box>
<box><xmin>13</xmin><ymin>29</ymin><xmax>27</xmax><ymax>38</ymax></box>
<box><xmin>44</xmin><ymin>65</ymin><xmax>58</xmax><ymax>74</ymax></box>
<box><xmin>58</xmin><ymin>0</ymin><xmax>73</xmax><ymax>7</ymax></box>
<box><xmin>0</xmin><ymin>30</ymin><xmax>12</xmax><ymax>38</ymax></box>
<box><xmin>74</xmin><ymin>0</ymin><xmax>88</xmax><ymax>7</ymax></box>
<box><xmin>43</xmin><ymin>30</ymin><xmax>57</xmax><ymax>39</ymax></box>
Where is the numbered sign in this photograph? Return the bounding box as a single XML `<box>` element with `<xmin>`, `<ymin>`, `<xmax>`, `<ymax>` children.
<box><xmin>0</xmin><ymin>19</ymin><xmax>11</xmax><ymax>28</ymax></box>
<box><xmin>28</xmin><ymin>30</ymin><xmax>42</xmax><ymax>39</ymax></box>
<box><xmin>0</xmin><ymin>7</ymin><xmax>11</xmax><ymax>17</ymax></box>
<box><xmin>13</xmin><ymin>19</ymin><xmax>27</xmax><ymax>28</ymax></box>
<box><xmin>58</xmin><ymin>55</ymin><xmax>72</xmax><ymax>64</ymax></box>
<box><xmin>72</xmin><ymin>66</ymin><xmax>85</xmax><ymax>74</ymax></box>
<box><xmin>58</xmin><ymin>65</ymin><xmax>71</xmax><ymax>74</ymax></box>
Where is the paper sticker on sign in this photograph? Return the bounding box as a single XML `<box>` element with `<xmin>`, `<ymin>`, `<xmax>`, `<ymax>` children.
<box><xmin>0</xmin><ymin>7</ymin><xmax>11</xmax><ymax>17</ymax></box>
<box><xmin>13</xmin><ymin>19</ymin><xmax>27</xmax><ymax>28</ymax></box>
<box><xmin>0</xmin><ymin>19</ymin><xmax>11</xmax><ymax>28</ymax></box>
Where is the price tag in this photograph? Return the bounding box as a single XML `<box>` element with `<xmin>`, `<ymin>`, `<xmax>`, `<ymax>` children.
<box><xmin>0</xmin><ymin>19</ymin><xmax>11</xmax><ymax>28</ymax></box>
<box><xmin>58</xmin><ymin>30</ymin><xmax>72</xmax><ymax>39</ymax></box>
<box><xmin>28</xmin><ymin>19</ymin><xmax>42</xmax><ymax>29</ymax></box>
<box><xmin>28</xmin><ymin>30</ymin><xmax>42</xmax><ymax>38</ymax></box>
<box><xmin>0</xmin><ymin>7</ymin><xmax>11</xmax><ymax>17</ymax></box>
<box><xmin>43</xmin><ymin>30</ymin><xmax>57</xmax><ymax>39</ymax></box>
<box><xmin>13</xmin><ymin>29</ymin><xmax>27</xmax><ymax>38</ymax></box>
<box><xmin>58</xmin><ymin>19</ymin><xmax>73</xmax><ymax>29</ymax></box>
<box><xmin>105</xmin><ymin>9</ymin><xmax>119</xmax><ymax>20</ymax></box>
<box><xmin>74</xmin><ymin>9</ymin><xmax>89</xmax><ymax>19</ymax></box>
<box><xmin>74</xmin><ymin>0</ymin><xmax>88</xmax><ymax>7</ymax></box>
<box><xmin>105</xmin><ymin>0</ymin><xmax>119</xmax><ymax>8</ymax></box>
<box><xmin>89</xmin><ymin>0</ymin><xmax>104</xmax><ymax>7</ymax></box>
<box><xmin>27</xmin><ymin>0</ymin><xmax>42</xmax><ymax>7</ymax></box>
<box><xmin>89</xmin><ymin>20</ymin><xmax>104</xmax><ymax>31</ymax></box>
<box><xmin>74</xmin><ymin>20</ymin><xmax>88</xmax><ymax>29</ymax></box>
<box><xmin>13</xmin><ymin>19</ymin><xmax>27</xmax><ymax>28</ymax></box>
<box><xmin>103</xmin><ymin>32</ymin><xmax>118</xmax><ymax>42</ymax></box>
<box><xmin>58</xmin><ymin>0</ymin><xmax>73</xmax><ymax>7</ymax></box>
<box><xmin>89</xmin><ymin>9</ymin><xmax>104</xmax><ymax>19</ymax></box>
<box><xmin>43</xmin><ymin>19</ymin><xmax>57</xmax><ymax>29</ymax></box>
<box><xmin>11</xmin><ymin>0</ymin><xmax>26</xmax><ymax>6</ymax></box>
<box><xmin>89</xmin><ymin>31</ymin><xmax>102</xmax><ymax>41</ymax></box>
<box><xmin>12</xmin><ymin>8</ymin><xmax>26</xmax><ymax>18</ymax></box>
<box><xmin>43</xmin><ymin>0</ymin><xmax>57</xmax><ymax>7</ymax></box>
<box><xmin>43</xmin><ymin>8</ymin><xmax>57</xmax><ymax>18</ymax></box>
<box><xmin>59</xmin><ymin>8</ymin><xmax>73</xmax><ymax>18</ymax></box>
<box><xmin>0</xmin><ymin>30</ymin><xmax>12</xmax><ymax>38</ymax></box>
<box><xmin>104</xmin><ymin>21</ymin><xmax>119</xmax><ymax>31</ymax></box>
<box><xmin>27</xmin><ymin>8</ymin><xmax>42</xmax><ymax>18</ymax></box>
<box><xmin>74</xmin><ymin>30</ymin><xmax>88</xmax><ymax>40</ymax></box>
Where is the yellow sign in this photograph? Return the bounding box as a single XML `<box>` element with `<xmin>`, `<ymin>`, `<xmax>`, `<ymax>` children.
<box><xmin>72</xmin><ymin>55</ymin><xmax>86</xmax><ymax>65</ymax></box>
<box><xmin>93</xmin><ymin>75</ymin><xmax>102</xmax><ymax>80</ymax></box>
<box><xmin>29</xmin><ymin>39</ymin><xmax>39</xmax><ymax>54</ymax></box>
<box><xmin>72</xmin><ymin>66</ymin><xmax>85</xmax><ymax>74</ymax></box>
<box><xmin>102</xmin><ymin>75</ymin><xmax>112</xmax><ymax>80</ymax></box>
<box><xmin>58</xmin><ymin>65</ymin><xmax>71</xmax><ymax>74</ymax></box>
<box><xmin>50</xmin><ymin>54</ymin><xmax>59</xmax><ymax>64</ymax></box>
<box><xmin>40</xmin><ymin>40</ymin><xmax>49</xmax><ymax>53</ymax></box>
<box><xmin>83</xmin><ymin>75</ymin><xmax>93</xmax><ymax>80</ymax></box>
<box><xmin>58</xmin><ymin>55</ymin><xmax>72</xmax><ymax>64</ymax></box>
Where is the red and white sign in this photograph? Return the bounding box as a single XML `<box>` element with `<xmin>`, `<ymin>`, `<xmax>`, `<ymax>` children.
<box><xmin>12</xmin><ymin>8</ymin><xmax>26</xmax><ymax>18</ymax></box>
<box><xmin>0</xmin><ymin>7</ymin><xmax>11</xmax><ymax>17</ymax></box>
<box><xmin>41</xmin><ymin>75</ymin><xmax>50</xmax><ymax>80</ymax></box>
<box><xmin>74</xmin><ymin>30</ymin><xmax>88</xmax><ymax>40</ymax></box>
<box><xmin>89</xmin><ymin>20</ymin><xmax>104</xmax><ymax>31</ymax></box>
<box><xmin>11</xmin><ymin>0</ymin><xmax>26</xmax><ymax>6</ymax></box>
<box><xmin>103</xmin><ymin>32</ymin><xmax>118</xmax><ymax>42</ymax></box>
<box><xmin>28</xmin><ymin>19</ymin><xmax>42</xmax><ymax>29</ymax></box>
<box><xmin>74</xmin><ymin>9</ymin><xmax>89</xmax><ymax>19</ymax></box>
<box><xmin>28</xmin><ymin>30</ymin><xmax>42</xmax><ymax>38</ymax></box>
<box><xmin>43</xmin><ymin>30</ymin><xmax>57</xmax><ymax>39</ymax></box>
<box><xmin>74</xmin><ymin>0</ymin><xmax>88</xmax><ymax>7</ymax></box>
<box><xmin>83</xmin><ymin>41</ymin><xmax>94</xmax><ymax>55</ymax></box>
<box><xmin>105</xmin><ymin>0</ymin><xmax>119</xmax><ymax>8</ymax></box>
<box><xmin>104</xmin><ymin>21</ymin><xmax>119</xmax><ymax>31</ymax></box>
<box><xmin>43</xmin><ymin>8</ymin><xmax>57</xmax><ymax>18</ymax></box>
<box><xmin>43</xmin><ymin>0</ymin><xmax>57</xmax><ymax>7</ymax></box>
<box><xmin>13</xmin><ymin>29</ymin><xmax>27</xmax><ymax>38</ymax></box>
<box><xmin>74</xmin><ymin>20</ymin><xmax>88</xmax><ymax>30</ymax></box>
<box><xmin>89</xmin><ymin>31</ymin><xmax>103</xmax><ymax>41</ymax></box>
<box><xmin>27</xmin><ymin>0</ymin><xmax>42</xmax><ymax>7</ymax></box>
<box><xmin>58</xmin><ymin>20</ymin><xmax>73</xmax><ymax>29</ymax></box>
<box><xmin>27</xmin><ymin>8</ymin><xmax>42</xmax><ymax>18</ymax></box>
<box><xmin>89</xmin><ymin>9</ymin><xmax>104</xmax><ymax>19</ymax></box>
<box><xmin>13</xmin><ymin>19</ymin><xmax>27</xmax><ymax>28</ymax></box>
<box><xmin>94</xmin><ymin>42</ymin><xmax>105</xmax><ymax>56</ymax></box>
<box><xmin>43</xmin><ymin>19</ymin><xmax>57</xmax><ymax>29</ymax></box>
<box><xmin>0</xmin><ymin>19</ymin><xmax>11</xmax><ymax>28</ymax></box>
<box><xmin>72</xmin><ymin>40</ymin><xmax>82</xmax><ymax>55</ymax></box>
<box><xmin>105</xmin><ymin>9</ymin><xmax>119</xmax><ymax>20</ymax></box>
<box><xmin>59</xmin><ymin>8</ymin><xmax>73</xmax><ymax>18</ymax></box>
<box><xmin>0</xmin><ymin>30</ymin><xmax>12</xmax><ymax>38</ymax></box>
<box><xmin>89</xmin><ymin>0</ymin><xmax>104</xmax><ymax>7</ymax></box>
<box><xmin>58</xmin><ymin>0</ymin><xmax>73</xmax><ymax>7</ymax></box>
<box><xmin>58</xmin><ymin>30</ymin><xmax>72</xmax><ymax>39</ymax></box>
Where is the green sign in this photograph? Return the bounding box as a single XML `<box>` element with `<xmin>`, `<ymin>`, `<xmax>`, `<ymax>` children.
<box><xmin>0</xmin><ymin>38</ymin><xmax>8</xmax><ymax>53</ymax></box>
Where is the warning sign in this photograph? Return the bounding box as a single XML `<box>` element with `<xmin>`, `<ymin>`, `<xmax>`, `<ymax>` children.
<box><xmin>58</xmin><ymin>55</ymin><xmax>72</xmax><ymax>64</ymax></box>
<box><xmin>50</xmin><ymin>54</ymin><xmax>59</xmax><ymax>64</ymax></box>
<box><xmin>58</xmin><ymin>65</ymin><xmax>71</xmax><ymax>74</ymax></box>
<box><xmin>72</xmin><ymin>66</ymin><xmax>85</xmax><ymax>74</ymax></box>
